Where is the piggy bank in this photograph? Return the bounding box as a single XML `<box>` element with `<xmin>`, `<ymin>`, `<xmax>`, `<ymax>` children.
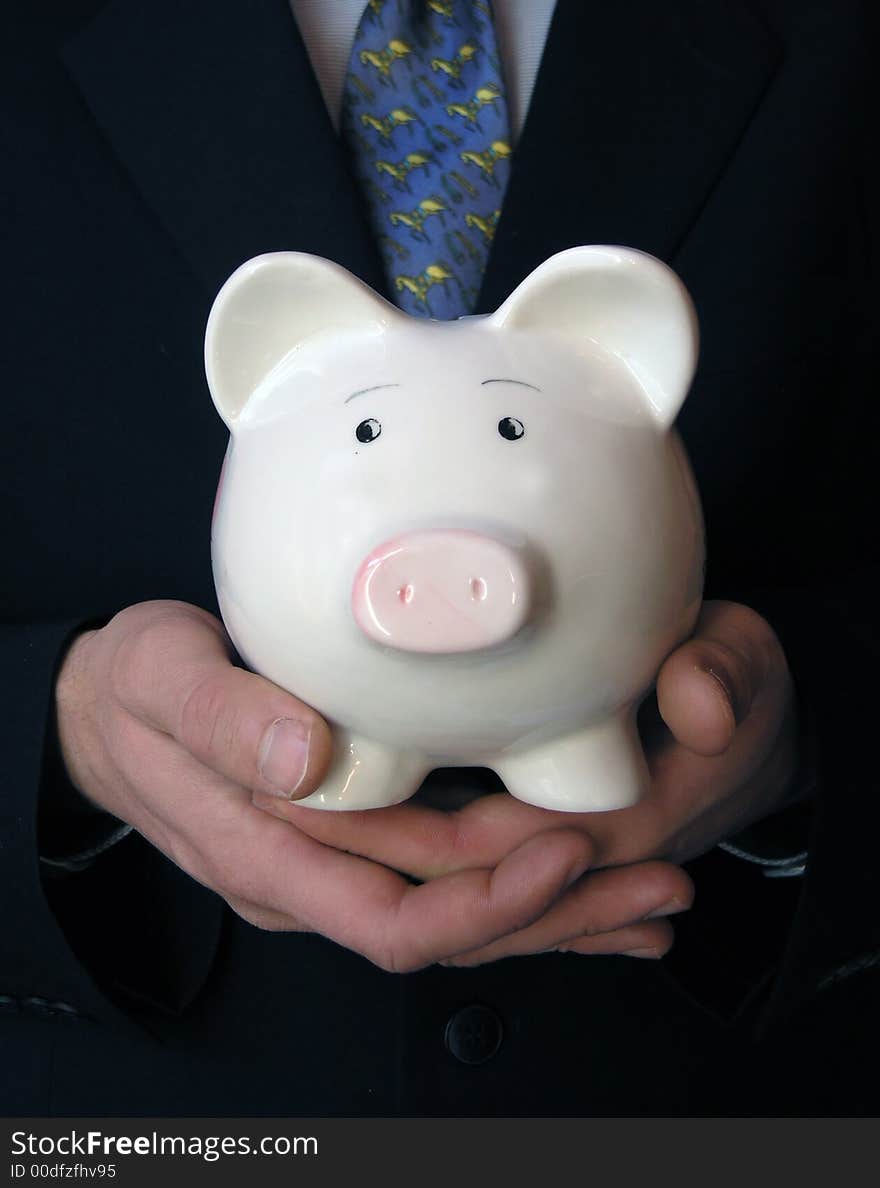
<box><xmin>205</xmin><ymin>246</ymin><xmax>703</xmax><ymax>812</ymax></box>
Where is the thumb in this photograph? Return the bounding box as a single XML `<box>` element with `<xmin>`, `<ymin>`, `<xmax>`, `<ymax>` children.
<box><xmin>655</xmin><ymin>600</ymin><xmax>784</xmax><ymax>756</ymax></box>
<box><xmin>113</xmin><ymin>603</ymin><xmax>334</xmax><ymax>799</ymax></box>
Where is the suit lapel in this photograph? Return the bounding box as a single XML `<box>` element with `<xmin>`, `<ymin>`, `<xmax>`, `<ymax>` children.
<box><xmin>62</xmin><ymin>0</ymin><xmax>386</xmax><ymax>298</ymax></box>
<box><xmin>479</xmin><ymin>0</ymin><xmax>780</xmax><ymax>310</ymax></box>
<box><xmin>63</xmin><ymin>0</ymin><xmax>779</xmax><ymax>310</ymax></box>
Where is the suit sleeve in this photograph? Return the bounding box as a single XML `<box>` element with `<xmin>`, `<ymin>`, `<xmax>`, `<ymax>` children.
<box><xmin>0</xmin><ymin>620</ymin><xmax>135</xmax><ymax>1028</ymax></box>
<box><xmin>1</xmin><ymin>619</ymin><xmax>225</xmax><ymax>1027</ymax></box>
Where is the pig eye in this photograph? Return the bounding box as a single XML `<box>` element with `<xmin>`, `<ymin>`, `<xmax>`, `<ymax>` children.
<box><xmin>355</xmin><ymin>418</ymin><xmax>382</xmax><ymax>444</ymax></box>
<box><xmin>498</xmin><ymin>416</ymin><xmax>524</xmax><ymax>441</ymax></box>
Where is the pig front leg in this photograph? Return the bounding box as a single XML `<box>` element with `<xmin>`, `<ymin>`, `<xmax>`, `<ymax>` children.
<box><xmin>293</xmin><ymin>727</ymin><xmax>431</xmax><ymax>811</ymax></box>
<box><xmin>492</xmin><ymin>708</ymin><xmax>649</xmax><ymax>813</ymax></box>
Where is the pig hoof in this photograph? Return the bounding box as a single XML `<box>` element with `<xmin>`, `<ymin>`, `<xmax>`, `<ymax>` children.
<box><xmin>294</xmin><ymin>729</ymin><xmax>430</xmax><ymax>811</ymax></box>
<box><xmin>492</xmin><ymin>712</ymin><xmax>649</xmax><ymax>813</ymax></box>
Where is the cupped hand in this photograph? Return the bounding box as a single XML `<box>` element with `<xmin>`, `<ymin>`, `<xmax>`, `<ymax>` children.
<box><xmin>257</xmin><ymin>600</ymin><xmax>796</xmax><ymax>963</ymax></box>
<box><xmin>55</xmin><ymin>600</ymin><xmax>685</xmax><ymax>970</ymax></box>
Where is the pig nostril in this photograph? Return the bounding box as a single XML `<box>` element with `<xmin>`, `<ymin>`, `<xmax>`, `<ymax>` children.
<box><xmin>397</xmin><ymin>584</ymin><xmax>415</xmax><ymax>605</ymax></box>
<box><xmin>470</xmin><ymin>577</ymin><xmax>488</xmax><ymax>602</ymax></box>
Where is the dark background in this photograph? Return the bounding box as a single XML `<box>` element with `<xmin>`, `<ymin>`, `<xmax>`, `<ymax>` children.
<box><xmin>1</xmin><ymin>0</ymin><xmax>878</xmax><ymax>1115</ymax></box>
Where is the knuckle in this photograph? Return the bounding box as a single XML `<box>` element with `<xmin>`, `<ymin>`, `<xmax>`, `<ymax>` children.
<box><xmin>373</xmin><ymin>911</ymin><xmax>423</xmax><ymax>975</ymax></box>
<box><xmin>56</xmin><ymin>629</ymin><xmax>100</xmax><ymax>714</ymax></box>
<box><xmin>226</xmin><ymin>899</ymin><xmax>291</xmax><ymax>933</ymax></box>
<box><xmin>177</xmin><ymin>670</ymin><xmax>237</xmax><ymax>756</ymax></box>
<box><xmin>161</xmin><ymin>832</ymin><xmax>217</xmax><ymax>891</ymax></box>
<box><xmin>175</xmin><ymin>828</ymin><xmax>253</xmax><ymax>900</ymax></box>
<box><xmin>109</xmin><ymin>614</ymin><xmax>178</xmax><ymax>705</ymax></box>
<box><xmin>108</xmin><ymin>604</ymin><xmax>229</xmax><ymax>710</ymax></box>
<box><xmin>373</xmin><ymin>926</ymin><xmax>403</xmax><ymax>975</ymax></box>
<box><xmin>374</xmin><ymin>947</ymin><xmax>418</xmax><ymax>975</ymax></box>
<box><xmin>206</xmin><ymin>857</ymin><xmax>263</xmax><ymax>905</ymax></box>
<box><xmin>439</xmin><ymin>812</ymin><xmax>470</xmax><ymax>871</ymax></box>
<box><xmin>109</xmin><ymin>601</ymin><xmax>191</xmax><ymax>650</ymax></box>
<box><xmin>372</xmin><ymin>952</ymin><xmax>400</xmax><ymax>974</ymax></box>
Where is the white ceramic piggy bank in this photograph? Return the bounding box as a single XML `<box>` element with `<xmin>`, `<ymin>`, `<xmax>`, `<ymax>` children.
<box><xmin>205</xmin><ymin>246</ymin><xmax>704</xmax><ymax>812</ymax></box>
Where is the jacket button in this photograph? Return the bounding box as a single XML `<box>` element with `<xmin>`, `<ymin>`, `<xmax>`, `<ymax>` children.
<box><xmin>444</xmin><ymin>1004</ymin><xmax>504</xmax><ymax>1065</ymax></box>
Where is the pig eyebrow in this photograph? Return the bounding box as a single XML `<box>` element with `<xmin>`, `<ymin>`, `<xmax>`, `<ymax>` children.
<box><xmin>481</xmin><ymin>378</ymin><xmax>541</xmax><ymax>391</ymax></box>
<box><xmin>344</xmin><ymin>384</ymin><xmax>400</xmax><ymax>403</ymax></box>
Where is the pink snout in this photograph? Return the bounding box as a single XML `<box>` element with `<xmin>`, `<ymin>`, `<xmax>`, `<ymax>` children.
<box><xmin>352</xmin><ymin>530</ymin><xmax>531</xmax><ymax>654</ymax></box>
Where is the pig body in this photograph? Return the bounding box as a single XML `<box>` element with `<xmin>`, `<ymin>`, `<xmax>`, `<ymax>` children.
<box><xmin>206</xmin><ymin>247</ymin><xmax>704</xmax><ymax>811</ymax></box>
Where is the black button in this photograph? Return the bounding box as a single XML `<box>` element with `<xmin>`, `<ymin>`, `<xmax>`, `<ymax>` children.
<box><xmin>444</xmin><ymin>1004</ymin><xmax>504</xmax><ymax>1065</ymax></box>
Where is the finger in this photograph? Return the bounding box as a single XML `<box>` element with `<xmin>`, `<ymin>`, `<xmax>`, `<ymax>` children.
<box><xmin>252</xmin><ymin>788</ymin><xmax>557</xmax><ymax>879</ymax></box>
<box><xmin>226</xmin><ymin>894</ymin><xmax>675</xmax><ymax>959</ymax></box>
<box><xmin>120</xmin><ymin>721</ymin><xmax>599</xmax><ymax>971</ymax></box>
<box><xmin>254</xmin><ymin>786</ymin><xmax>626</xmax><ymax>881</ymax></box>
<box><xmin>112</xmin><ymin>604</ymin><xmax>333</xmax><ymax>799</ymax></box>
<box><xmin>223</xmin><ymin>895</ymin><xmax>311</xmax><ymax>933</ymax></box>
<box><xmin>138</xmin><ymin>739</ymin><xmax>597</xmax><ymax>971</ymax></box>
<box><xmin>244</xmin><ymin>824</ymin><xmax>595</xmax><ymax>972</ymax></box>
<box><xmin>557</xmin><ymin>919</ymin><xmax>676</xmax><ymax>959</ymax></box>
<box><xmin>446</xmin><ymin>922</ymin><xmax>675</xmax><ymax>966</ymax></box>
<box><xmin>440</xmin><ymin>861</ymin><xmax>692</xmax><ymax>967</ymax></box>
<box><xmin>251</xmin><ymin>601</ymin><xmax>791</xmax><ymax>876</ymax></box>
<box><xmin>656</xmin><ymin>600</ymin><xmax>787</xmax><ymax>756</ymax></box>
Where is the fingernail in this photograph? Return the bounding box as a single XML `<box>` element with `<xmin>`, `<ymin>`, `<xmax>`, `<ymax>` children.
<box><xmin>258</xmin><ymin>717</ymin><xmax>312</xmax><ymax>798</ymax></box>
<box><xmin>643</xmin><ymin>897</ymin><xmax>686</xmax><ymax>920</ymax></box>
<box><xmin>622</xmin><ymin>947</ymin><xmax>662</xmax><ymax>959</ymax></box>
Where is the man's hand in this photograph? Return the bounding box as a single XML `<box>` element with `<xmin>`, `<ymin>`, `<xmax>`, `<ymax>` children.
<box><xmin>55</xmin><ymin>601</ymin><xmax>689</xmax><ymax>971</ymax></box>
<box><xmin>257</xmin><ymin>600</ymin><xmax>797</xmax><ymax>964</ymax></box>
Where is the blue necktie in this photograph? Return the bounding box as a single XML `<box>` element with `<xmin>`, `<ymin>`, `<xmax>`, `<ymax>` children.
<box><xmin>341</xmin><ymin>0</ymin><xmax>512</xmax><ymax>319</ymax></box>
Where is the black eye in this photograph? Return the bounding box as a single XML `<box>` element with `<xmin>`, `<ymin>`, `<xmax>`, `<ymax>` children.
<box><xmin>356</xmin><ymin>417</ymin><xmax>382</xmax><ymax>444</ymax></box>
<box><xmin>498</xmin><ymin>416</ymin><xmax>524</xmax><ymax>441</ymax></box>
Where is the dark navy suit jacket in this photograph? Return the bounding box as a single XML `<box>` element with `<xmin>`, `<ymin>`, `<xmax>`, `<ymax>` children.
<box><xmin>2</xmin><ymin>0</ymin><xmax>878</xmax><ymax>1115</ymax></box>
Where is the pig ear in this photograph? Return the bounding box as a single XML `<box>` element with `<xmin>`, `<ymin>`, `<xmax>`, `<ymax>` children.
<box><xmin>491</xmin><ymin>246</ymin><xmax>699</xmax><ymax>428</ymax></box>
<box><xmin>205</xmin><ymin>253</ymin><xmax>401</xmax><ymax>427</ymax></box>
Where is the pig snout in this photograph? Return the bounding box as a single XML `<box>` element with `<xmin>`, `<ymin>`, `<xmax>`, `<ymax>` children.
<box><xmin>351</xmin><ymin>530</ymin><xmax>531</xmax><ymax>654</ymax></box>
